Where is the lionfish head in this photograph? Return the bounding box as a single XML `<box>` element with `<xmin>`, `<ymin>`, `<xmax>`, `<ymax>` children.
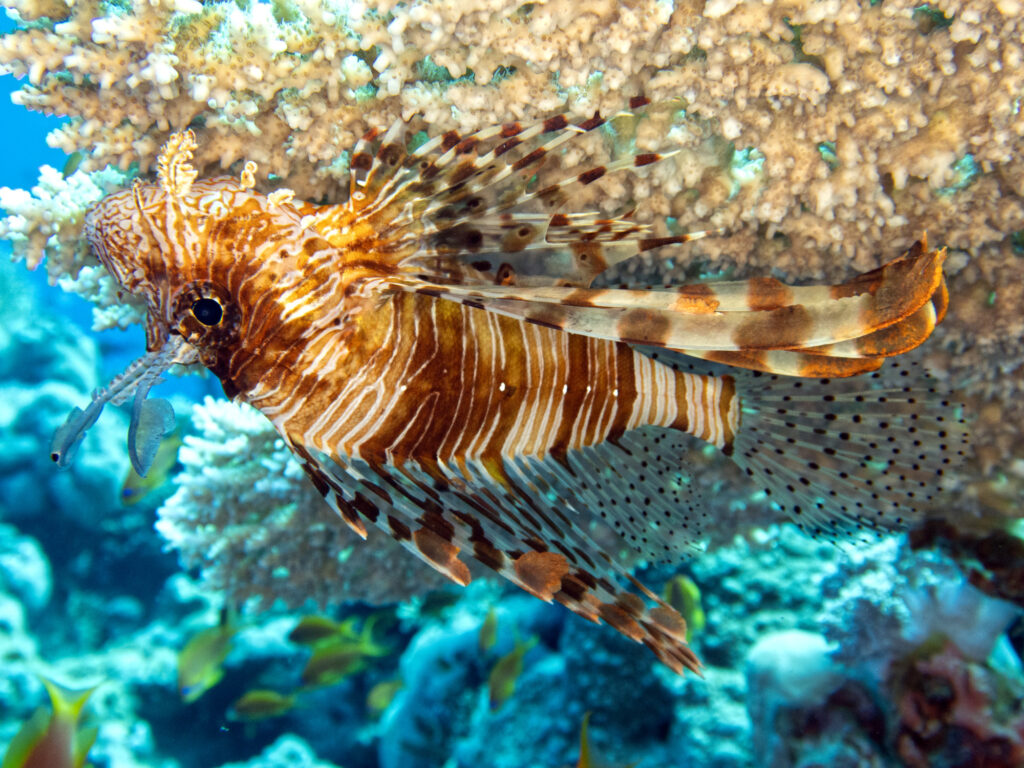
<box><xmin>53</xmin><ymin>131</ymin><xmax>235</xmax><ymax>472</ymax></box>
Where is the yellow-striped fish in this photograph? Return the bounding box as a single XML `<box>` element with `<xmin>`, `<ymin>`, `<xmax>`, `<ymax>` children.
<box><xmin>54</xmin><ymin>101</ymin><xmax>967</xmax><ymax>674</ymax></box>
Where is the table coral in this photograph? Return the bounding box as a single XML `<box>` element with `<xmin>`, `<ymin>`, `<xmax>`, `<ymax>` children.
<box><xmin>0</xmin><ymin>0</ymin><xmax>1021</xmax><ymax>274</ymax></box>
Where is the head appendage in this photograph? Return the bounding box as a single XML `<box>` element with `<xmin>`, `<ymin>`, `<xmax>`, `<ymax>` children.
<box><xmin>157</xmin><ymin>130</ymin><xmax>199</xmax><ymax>197</ymax></box>
<box><xmin>239</xmin><ymin>160</ymin><xmax>257</xmax><ymax>190</ymax></box>
<box><xmin>131</xmin><ymin>178</ymin><xmax>165</xmax><ymax>249</ymax></box>
<box><xmin>50</xmin><ymin>335</ymin><xmax>196</xmax><ymax>472</ymax></box>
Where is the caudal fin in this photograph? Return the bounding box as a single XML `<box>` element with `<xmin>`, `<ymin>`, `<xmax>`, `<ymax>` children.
<box><xmin>729</xmin><ymin>359</ymin><xmax>970</xmax><ymax>539</ymax></box>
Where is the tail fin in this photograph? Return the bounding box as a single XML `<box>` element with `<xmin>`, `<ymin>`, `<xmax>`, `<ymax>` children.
<box><xmin>728</xmin><ymin>359</ymin><xmax>970</xmax><ymax>539</ymax></box>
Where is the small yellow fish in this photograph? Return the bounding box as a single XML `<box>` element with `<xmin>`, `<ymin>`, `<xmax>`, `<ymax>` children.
<box><xmin>662</xmin><ymin>574</ymin><xmax>705</xmax><ymax>636</ymax></box>
<box><xmin>1</xmin><ymin>677</ymin><xmax>98</xmax><ymax>768</ymax></box>
<box><xmin>366</xmin><ymin>678</ymin><xmax>404</xmax><ymax>714</ymax></box>
<box><xmin>300</xmin><ymin>643</ymin><xmax>368</xmax><ymax>689</ymax></box>
<box><xmin>119</xmin><ymin>433</ymin><xmax>181</xmax><ymax>506</ymax></box>
<box><xmin>299</xmin><ymin>614</ymin><xmax>391</xmax><ymax>688</ymax></box>
<box><xmin>488</xmin><ymin>635</ymin><xmax>537</xmax><ymax>709</ymax></box>
<box><xmin>573</xmin><ymin>712</ymin><xmax>638</xmax><ymax>768</ymax></box>
<box><xmin>287</xmin><ymin>614</ymin><xmax>360</xmax><ymax>646</ymax></box>
<box><xmin>228</xmin><ymin>690</ymin><xmax>296</xmax><ymax>721</ymax></box>
<box><xmin>478</xmin><ymin>607</ymin><xmax>498</xmax><ymax>653</ymax></box>
<box><xmin>61</xmin><ymin>151</ymin><xmax>85</xmax><ymax>178</ymax></box>
<box><xmin>178</xmin><ymin>610</ymin><xmax>239</xmax><ymax>703</ymax></box>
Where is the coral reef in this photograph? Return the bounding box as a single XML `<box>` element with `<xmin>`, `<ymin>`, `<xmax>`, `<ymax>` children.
<box><xmin>1</xmin><ymin>1</ymin><xmax>1023</xmax><ymax>765</ymax></box>
<box><xmin>156</xmin><ymin>397</ymin><xmax>448</xmax><ymax>610</ymax></box>
<box><xmin>216</xmin><ymin>735</ymin><xmax>341</xmax><ymax>768</ymax></box>
<box><xmin>0</xmin><ymin>0</ymin><xmax>1020</xmax><ymax>290</ymax></box>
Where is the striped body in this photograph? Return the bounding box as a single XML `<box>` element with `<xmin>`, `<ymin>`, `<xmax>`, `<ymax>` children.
<box><xmin>259</xmin><ymin>293</ymin><xmax>738</xmax><ymax>465</ymax></box>
<box><xmin>88</xmin><ymin>176</ymin><xmax>737</xmax><ymax>466</ymax></box>
<box><xmin>78</xmin><ymin>119</ymin><xmax>962</xmax><ymax>676</ymax></box>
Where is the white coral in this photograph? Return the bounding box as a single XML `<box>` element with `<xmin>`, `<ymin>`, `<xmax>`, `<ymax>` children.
<box><xmin>155</xmin><ymin>398</ymin><xmax>445</xmax><ymax>608</ymax></box>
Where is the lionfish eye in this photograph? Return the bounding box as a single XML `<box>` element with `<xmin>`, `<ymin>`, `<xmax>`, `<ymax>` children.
<box><xmin>191</xmin><ymin>297</ymin><xmax>223</xmax><ymax>326</ymax></box>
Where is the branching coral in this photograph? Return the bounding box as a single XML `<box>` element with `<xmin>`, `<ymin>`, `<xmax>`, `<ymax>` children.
<box><xmin>155</xmin><ymin>397</ymin><xmax>447</xmax><ymax>609</ymax></box>
<box><xmin>0</xmin><ymin>0</ymin><xmax>1021</xmax><ymax>277</ymax></box>
<box><xmin>1</xmin><ymin>0</ymin><xmax>1022</xmax><ymax>392</ymax></box>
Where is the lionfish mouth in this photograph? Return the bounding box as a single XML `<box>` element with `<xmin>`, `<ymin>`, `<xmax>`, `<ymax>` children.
<box><xmin>50</xmin><ymin>334</ymin><xmax>197</xmax><ymax>475</ymax></box>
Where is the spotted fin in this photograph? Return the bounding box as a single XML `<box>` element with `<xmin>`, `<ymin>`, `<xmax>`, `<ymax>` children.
<box><xmin>404</xmin><ymin>211</ymin><xmax>720</xmax><ymax>289</ymax></box>
<box><xmin>286</xmin><ymin>430</ymin><xmax>707</xmax><ymax>675</ymax></box>
<box><xmin>647</xmin><ymin>352</ymin><xmax>971</xmax><ymax>538</ymax></box>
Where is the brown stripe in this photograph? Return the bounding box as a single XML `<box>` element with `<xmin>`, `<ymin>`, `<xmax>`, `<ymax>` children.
<box><xmin>616</xmin><ymin>308</ymin><xmax>671</xmax><ymax>345</ymax></box>
<box><xmin>456</xmin><ymin>136</ymin><xmax>479</xmax><ymax>154</ymax></box>
<box><xmin>514</xmin><ymin>551</ymin><xmax>570</xmax><ymax>601</ymax></box>
<box><xmin>448</xmin><ymin>161</ymin><xmax>477</xmax><ymax>186</ymax></box>
<box><xmin>377</xmin><ymin>143</ymin><xmax>403</xmax><ymax>165</ymax></box>
<box><xmin>561</xmin><ymin>288</ymin><xmax>597</xmax><ymax>307</ymax></box>
<box><xmin>474</xmin><ymin>539</ymin><xmax>506</xmax><ymax>570</ymax></box>
<box><xmin>388</xmin><ymin>515</ymin><xmax>411</xmax><ymax>540</ymax></box>
<box><xmin>440</xmin><ymin>131</ymin><xmax>461</xmax><ymax>151</ymax></box>
<box><xmin>500</xmin><ymin>122</ymin><xmax>523</xmax><ymax>137</ymax></box>
<box><xmin>733</xmin><ymin>304</ymin><xmax>814</xmax><ymax>350</ymax></box>
<box><xmin>542</xmin><ymin>114</ymin><xmax>569</xmax><ymax>133</ymax></box>
<box><xmin>351</xmin><ymin>492</ymin><xmax>380</xmax><ymax>522</ymax></box>
<box><xmin>718</xmin><ymin>374</ymin><xmax>737</xmax><ymax>452</ymax></box>
<box><xmin>629</xmin><ymin>95</ymin><xmax>650</xmax><ymax>109</ymax></box>
<box><xmin>536</xmin><ymin>185</ymin><xmax>563</xmax><ymax>207</ymax></box>
<box><xmin>638</xmin><ymin>234</ymin><xmax>693</xmax><ymax>251</ymax></box>
<box><xmin>494</xmin><ymin>137</ymin><xmax>522</xmax><ymax>157</ymax></box>
<box><xmin>577</xmin><ymin>166</ymin><xmax>607</xmax><ymax>185</ymax></box>
<box><xmin>747</xmin><ymin>276</ymin><xmax>794</xmax><ymax>311</ymax></box>
<box><xmin>548</xmin><ymin>334</ymin><xmax>591</xmax><ymax>456</ymax></box>
<box><xmin>605</xmin><ymin>341</ymin><xmax>638</xmax><ymax>442</ymax></box>
<box><xmin>512</xmin><ymin>148</ymin><xmax>547</xmax><ymax>171</ymax></box>
<box><xmin>350</xmin><ymin>152</ymin><xmax>372</xmax><ymax>170</ymax></box>
<box><xmin>577</xmin><ymin>112</ymin><xmax>605</xmax><ymax>131</ymax></box>
<box><xmin>634</xmin><ymin>153</ymin><xmax>659</xmax><ymax>166</ymax></box>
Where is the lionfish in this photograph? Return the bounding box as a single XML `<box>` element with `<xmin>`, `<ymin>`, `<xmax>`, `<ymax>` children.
<box><xmin>52</xmin><ymin>101</ymin><xmax>966</xmax><ymax>674</ymax></box>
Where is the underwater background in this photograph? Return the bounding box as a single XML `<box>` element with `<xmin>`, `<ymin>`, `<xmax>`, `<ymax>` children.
<box><xmin>2</xmin><ymin>2</ymin><xmax>1024</xmax><ymax>767</ymax></box>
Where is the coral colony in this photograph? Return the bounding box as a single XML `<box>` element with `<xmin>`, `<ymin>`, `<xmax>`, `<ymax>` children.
<box><xmin>0</xmin><ymin>0</ymin><xmax>1022</xmax><ymax>766</ymax></box>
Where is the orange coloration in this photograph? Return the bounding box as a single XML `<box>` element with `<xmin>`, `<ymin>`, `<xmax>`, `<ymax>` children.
<box><xmin>73</xmin><ymin>109</ymin><xmax>964</xmax><ymax>675</ymax></box>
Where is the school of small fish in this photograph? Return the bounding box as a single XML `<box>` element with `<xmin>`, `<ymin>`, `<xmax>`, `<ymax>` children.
<box><xmin>52</xmin><ymin>100</ymin><xmax>968</xmax><ymax>674</ymax></box>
